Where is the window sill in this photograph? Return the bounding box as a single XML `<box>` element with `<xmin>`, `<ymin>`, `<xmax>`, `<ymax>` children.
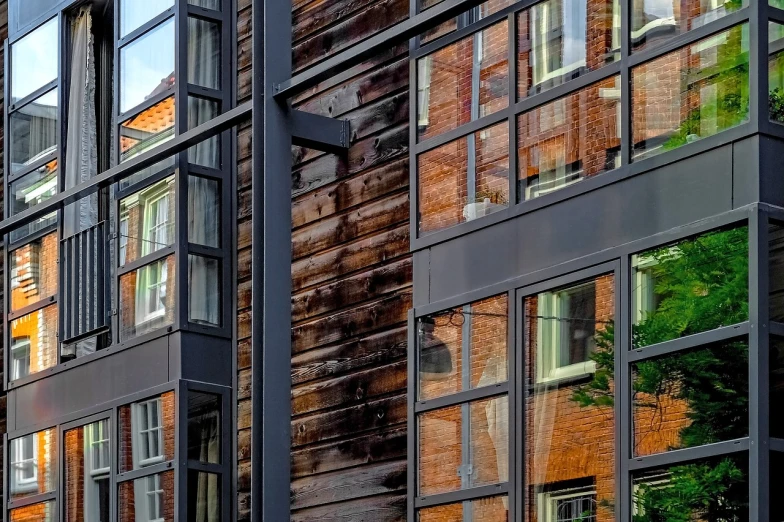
<box><xmin>527</xmin><ymin>372</ymin><xmax>595</xmax><ymax>393</ymax></box>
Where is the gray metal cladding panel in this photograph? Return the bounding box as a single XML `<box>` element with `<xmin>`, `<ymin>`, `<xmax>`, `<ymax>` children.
<box><xmin>177</xmin><ymin>331</ymin><xmax>232</xmax><ymax>386</ymax></box>
<box><xmin>426</xmin><ymin>145</ymin><xmax>734</xmax><ymax>304</ymax></box>
<box><xmin>10</xmin><ymin>337</ymin><xmax>170</xmax><ymax>431</ymax></box>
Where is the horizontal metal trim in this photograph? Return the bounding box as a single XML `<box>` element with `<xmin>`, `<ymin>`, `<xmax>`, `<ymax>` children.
<box><xmin>114</xmin><ymin>165</ymin><xmax>178</xmax><ymax>200</ymax></box>
<box><xmin>6</xmin><ymin>221</ymin><xmax>59</xmax><ymax>251</ymax></box>
<box><xmin>118</xmin><ymin>246</ymin><xmax>175</xmax><ymax>276</ymax></box>
<box><xmin>7</xmin><ymin>150</ymin><xmax>60</xmax><ymax>184</ymax></box>
<box><xmin>117</xmin><ymin>9</ymin><xmax>175</xmax><ymax>49</ymax></box>
<box><xmin>59</xmin><ymin>410</ymin><xmax>111</xmax><ymax>431</ymax></box>
<box><xmin>412</xmin><ymin>122</ymin><xmax>754</xmax><ymax>251</ymax></box>
<box><xmin>186</xmin><ymin>460</ymin><xmax>224</xmax><ymax>473</ymax></box>
<box><xmin>188</xmin><ymin>243</ymin><xmax>225</xmax><ymax>258</ymax></box>
<box><xmin>770</xmin><ymin>437</ymin><xmax>784</xmax><ymax>452</ymax></box>
<box><xmin>771</xmin><ymin>5</ymin><xmax>784</xmax><ymax>24</ymax></box>
<box><xmin>771</xmin><ymin>321</ymin><xmax>784</xmax><ymax>337</ymax></box>
<box><xmin>0</xmin><ymin>101</ymin><xmax>251</xmax><ymax>237</ymax></box>
<box><xmin>415</xmin><ymin>382</ymin><xmax>509</xmax><ymax>412</ymax></box>
<box><xmin>186</xmin><ymin>4</ymin><xmax>224</xmax><ymax>21</ymax></box>
<box><xmin>62</xmin><ymin>325</ymin><xmax>111</xmax><ymax>345</ymax></box>
<box><xmin>118</xmin><ymin>87</ymin><xmax>176</xmax><ymax>124</ymax></box>
<box><xmin>117</xmin><ymin>460</ymin><xmax>176</xmax><ymax>483</ymax></box>
<box><xmin>415</xmin><ymin>483</ymin><xmax>509</xmax><ymax>508</ymax></box>
<box><xmin>276</xmin><ymin>0</ymin><xmax>490</xmax><ymax>99</ymax></box>
<box><xmin>182</xmin><ymin>319</ymin><xmax>232</xmax><ymax>340</ymax></box>
<box><xmin>7</xmin><ymin>294</ymin><xmax>58</xmax><ymax>321</ymax></box>
<box><xmin>628</xmin><ymin>438</ymin><xmax>749</xmax><ymax>471</ymax></box>
<box><xmin>8</xmin><ymin>81</ymin><xmax>58</xmax><ymax>114</ymax></box>
<box><xmin>627</xmin><ymin>9</ymin><xmax>749</xmax><ymax>68</ymax></box>
<box><xmin>7</xmin><ymin>491</ymin><xmax>57</xmax><ymax>510</ymax></box>
<box><xmin>628</xmin><ymin>323</ymin><xmax>749</xmax><ymax>363</ymax></box>
<box><xmin>187</xmin><ymin>164</ymin><xmax>225</xmax><ymax>179</ymax></box>
<box><xmin>414</xmin><ymin>9</ymin><xmax>514</xmax><ymax>59</ymax></box>
<box><xmin>416</xmin><ymin>112</ymin><xmax>508</xmax><ymax>153</ymax></box>
<box><xmin>187</xmin><ymin>84</ymin><xmax>224</xmax><ymax>100</ymax></box>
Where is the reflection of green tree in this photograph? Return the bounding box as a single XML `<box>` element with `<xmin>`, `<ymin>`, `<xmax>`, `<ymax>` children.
<box><xmin>572</xmin><ymin>227</ymin><xmax>750</xmax><ymax>521</ymax></box>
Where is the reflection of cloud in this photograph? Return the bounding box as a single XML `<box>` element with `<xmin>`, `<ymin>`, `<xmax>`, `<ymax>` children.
<box><xmin>643</xmin><ymin>0</ymin><xmax>675</xmax><ymax>20</ymax></box>
<box><xmin>121</xmin><ymin>19</ymin><xmax>175</xmax><ymax>112</ymax></box>
<box><xmin>561</xmin><ymin>0</ymin><xmax>587</xmax><ymax>66</ymax></box>
<box><xmin>12</xmin><ymin>17</ymin><xmax>58</xmax><ymax>102</ymax></box>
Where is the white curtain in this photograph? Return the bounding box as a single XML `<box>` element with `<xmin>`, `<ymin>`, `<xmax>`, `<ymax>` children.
<box><xmin>193</xmin><ymin>411</ymin><xmax>220</xmax><ymax>522</ymax></box>
<box><xmin>187</xmin><ymin>17</ymin><xmax>220</xmax><ymax>168</ymax></box>
<box><xmin>187</xmin><ymin>176</ymin><xmax>220</xmax><ymax>326</ymax></box>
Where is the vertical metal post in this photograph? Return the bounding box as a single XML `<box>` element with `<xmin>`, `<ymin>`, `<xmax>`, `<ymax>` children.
<box><xmin>460</xmin><ymin>304</ymin><xmax>473</xmax><ymax>521</ymax></box>
<box><xmin>252</xmin><ymin>0</ymin><xmax>293</xmax><ymax>518</ymax></box>
<box><xmin>749</xmin><ymin>206</ymin><xmax>770</xmax><ymax>522</ymax></box>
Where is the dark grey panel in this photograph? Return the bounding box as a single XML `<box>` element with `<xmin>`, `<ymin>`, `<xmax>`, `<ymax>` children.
<box><xmin>177</xmin><ymin>331</ymin><xmax>232</xmax><ymax>386</ymax></box>
<box><xmin>10</xmin><ymin>337</ymin><xmax>170</xmax><ymax>431</ymax></box>
<box><xmin>426</xmin><ymin>145</ymin><xmax>735</xmax><ymax>304</ymax></box>
<box><xmin>734</xmin><ymin>136</ymin><xmax>761</xmax><ymax>208</ymax></box>
<box><xmin>413</xmin><ymin>250</ymin><xmax>431</xmax><ymax>308</ymax></box>
<box><xmin>760</xmin><ymin>135</ymin><xmax>784</xmax><ymax>209</ymax></box>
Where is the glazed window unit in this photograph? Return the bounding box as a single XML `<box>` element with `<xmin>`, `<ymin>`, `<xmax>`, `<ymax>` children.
<box><xmin>4</xmin><ymin>382</ymin><xmax>231</xmax><ymax>522</ymax></box>
<box><xmin>4</xmin><ymin>0</ymin><xmax>233</xmax><ymax>387</ymax></box>
<box><xmin>409</xmin><ymin>213</ymin><xmax>784</xmax><ymax>520</ymax></box>
<box><xmin>414</xmin><ymin>0</ymin><xmax>784</xmax><ymax>240</ymax></box>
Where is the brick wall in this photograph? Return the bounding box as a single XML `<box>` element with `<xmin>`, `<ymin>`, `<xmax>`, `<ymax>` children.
<box><xmin>64</xmin><ymin>428</ymin><xmax>85</xmax><ymax>522</ymax></box>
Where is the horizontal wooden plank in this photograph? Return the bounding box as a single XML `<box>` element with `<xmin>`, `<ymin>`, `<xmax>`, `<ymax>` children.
<box><xmin>292</xmin><ymin>158</ymin><xmax>409</xmax><ymax>229</ymax></box>
<box><xmin>292</xmin><ymin>360</ymin><xmax>406</xmax><ymax>416</ymax></box>
<box><xmin>237</xmin><ymin>426</ymin><xmax>252</xmax><ymax>461</ymax></box>
<box><xmin>293</xmin><ymin>123</ymin><xmax>408</xmax><ymax>197</ymax></box>
<box><xmin>292</xmin><ymin>258</ymin><xmax>412</xmax><ymax>323</ymax></box>
<box><xmin>292</xmin><ymin>394</ymin><xmax>406</xmax><ymax>447</ymax></box>
<box><xmin>293</xmin><ymin>0</ymin><xmax>408</xmax><ymax>72</ymax></box>
<box><xmin>238</xmin><ymin>367</ymin><xmax>252</xmax><ymax>400</ymax></box>
<box><xmin>292</xmin><ymin>224</ymin><xmax>409</xmax><ymax>291</ymax></box>
<box><xmin>291</xmin><ymin>493</ymin><xmax>406</xmax><ymax>522</ymax></box>
<box><xmin>292</xmin><ymin>326</ymin><xmax>407</xmax><ymax>385</ymax></box>
<box><xmin>238</xmin><ymin>247</ymin><xmax>252</xmax><ymax>282</ymax></box>
<box><xmin>238</xmin><ymin>459</ymin><xmax>251</xmax><ymax>493</ymax></box>
<box><xmin>291</xmin><ymin>459</ymin><xmax>406</xmax><ymax>510</ymax></box>
<box><xmin>293</xmin><ymin>0</ymin><xmax>371</xmax><ymax>43</ymax></box>
<box><xmin>291</xmin><ymin>425</ymin><xmax>407</xmax><ymax>478</ymax></box>
<box><xmin>292</xmin><ymin>191</ymin><xmax>409</xmax><ymax>260</ymax></box>
<box><xmin>238</xmin><ymin>397</ymin><xmax>252</xmax><ymax>430</ymax></box>
<box><xmin>292</xmin><ymin>292</ymin><xmax>411</xmax><ymax>353</ymax></box>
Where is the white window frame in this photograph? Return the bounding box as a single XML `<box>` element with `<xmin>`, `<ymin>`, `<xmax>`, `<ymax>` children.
<box><xmin>10</xmin><ymin>434</ymin><xmax>38</xmax><ymax>495</ymax></box>
<box><xmin>141</xmin><ymin>183</ymin><xmax>171</xmax><ymax>258</ymax></box>
<box><xmin>133</xmin><ymin>398</ymin><xmax>165</xmax><ymax>468</ymax></box>
<box><xmin>417</xmin><ymin>57</ymin><xmax>432</xmax><ymax>127</ymax></box>
<box><xmin>11</xmin><ymin>337</ymin><xmax>32</xmax><ymax>381</ymax></box>
<box><xmin>119</xmin><ymin>213</ymin><xmax>129</xmax><ymax>266</ymax></box>
<box><xmin>145</xmin><ymin>473</ymin><xmax>165</xmax><ymax>522</ymax></box>
<box><xmin>138</xmin><ymin>258</ymin><xmax>168</xmax><ymax>323</ymax></box>
<box><xmin>632</xmin><ymin>474</ymin><xmax>671</xmax><ymax>516</ymax></box>
<box><xmin>538</xmin><ymin>485</ymin><xmax>597</xmax><ymax>522</ymax></box>
<box><xmin>536</xmin><ymin>282</ymin><xmax>597</xmax><ymax>383</ymax></box>
<box><xmin>530</xmin><ymin>0</ymin><xmax>587</xmax><ymax>86</ymax></box>
<box><xmin>84</xmin><ymin>420</ymin><xmax>111</xmax><ymax>522</ymax></box>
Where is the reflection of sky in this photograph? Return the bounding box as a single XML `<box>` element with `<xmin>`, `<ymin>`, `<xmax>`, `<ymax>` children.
<box><xmin>562</xmin><ymin>0</ymin><xmax>587</xmax><ymax>67</ymax></box>
<box><xmin>11</xmin><ymin>17</ymin><xmax>58</xmax><ymax>103</ymax></box>
<box><xmin>120</xmin><ymin>0</ymin><xmax>175</xmax><ymax>37</ymax></box>
<box><xmin>642</xmin><ymin>0</ymin><xmax>675</xmax><ymax>20</ymax></box>
<box><xmin>120</xmin><ymin>18</ymin><xmax>175</xmax><ymax>113</ymax></box>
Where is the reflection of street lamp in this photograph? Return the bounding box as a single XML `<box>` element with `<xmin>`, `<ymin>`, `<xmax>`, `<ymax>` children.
<box><xmin>418</xmin><ymin>317</ymin><xmax>453</xmax><ymax>374</ymax></box>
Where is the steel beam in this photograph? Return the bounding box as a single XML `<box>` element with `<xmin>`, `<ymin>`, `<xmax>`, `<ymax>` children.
<box><xmin>252</xmin><ymin>0</ymin><xmax>293</xmax><ymax>518</ymax></box>
<box><xmin>291</xmin><ymin>110</ymin><xmax>351</xmax><ymax>152</ymax></box>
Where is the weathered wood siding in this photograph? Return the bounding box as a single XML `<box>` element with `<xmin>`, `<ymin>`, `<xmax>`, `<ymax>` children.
<box><xmin>235</xmin><ymin>0</ymin><xmax>411</xmax><ymax>518</ymax></box>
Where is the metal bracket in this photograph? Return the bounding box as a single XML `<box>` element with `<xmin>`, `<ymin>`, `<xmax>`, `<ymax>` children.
<box><xmin>290</xmin><ymin>110</ymin><xmax>351</xmax><ymax>153</ymax></box>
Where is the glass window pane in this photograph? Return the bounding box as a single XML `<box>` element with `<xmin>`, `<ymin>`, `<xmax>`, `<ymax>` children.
<box><xmin>517</xmin><ymin>75</ymin><xmax>621</xmax><ymax>202</ymax></box>
<box><xmin>119</xmin><ymin>176</ymin><xmax>176</xmax><ymax>266</ymax></box>
<box><xmin>632</xmin><ymin>455</ymin><xmax>748</xmax><ymax>520</ymax></box>
<box><xmin>417</xmin><ymin>21</ymin><xmax>509</xmax><ymax>142</ymax></box>
<box><xmin>418</xmin><ymin>497</ymin><xmax>508</xmax><ymax>521</ymax></box>
<box><xmin>188</xmin><ymin>97</ymin><xmax>220</xmax><ymax>168</ymax></box>
<box><xmin>769</xmin><ymin>221</ymin><xmax>784</xmax><ymax>323</ymax></box>
<box><xmin>418</xmin><ymin>396</ymin><xmax>509</xmax><ymax>495</ymax></box>
<box><xmin>64</xmin><ymin>421</ymin><xmax>111</xmax><ymax>522</ymax></box>
<box><xmin>518</xmin><ymin>0</ymin><xmax>620</xmax><ymax>101</ymax></box>
<box><xmin>189</xmin><ymin>0</ymin><xmax>221</xmax><ymax>8</ymax></box>
<box><xmin>10</xmin><ymin>305</ymin><xmax>58</xmax><ymax>380</ymax></box>
<box><xmin>11</xmin><ymin>18</ymin><xmax>58</xmax><ymax>104</ymax></box>
<box><xmin>189</xmin><ymin>255</ymin><xmax>221</xmax><ymax>326</ymax></box>
<box><xmin>418</xmin><ymin>294</ymin><xmax>508</xmax><ymax>401</ymax></box>
<box><xmin>10</xmin><ymin>233</ymin><xmax>58</xmax><ymax>311</ymax></box>
<box><xmin>189</xmin><ymin>176</ymin><xmax>220</xmax><ymax>247</ymax></box>
<box><xmin>120</xmin><ymin>0</ymin><xmax>174</xmax><ymax>38</ymax></box>
<box><xmin>523</xmin><ymin>274</ymin><xmax>615</xmax><ymax>522</ymax></box>
<box><xmin>10</xmin><ymin>89</ymin><xmax>58</xmax><ymax>174</ymax></box>
<box><xmin>9</xmin><ymin>428</ymin><xmax>57</xmax><ymax>500</ymax></box>
<box><xmin>418</xmin><ymin>121</ymin><xmax>509</xmax><ymax>236</ymax></box>
<box><xmin>10</xmin><ymin>501</ymin><xmax>57</xmax><ymax>522</ymax></box>
<box><xmin>188</xmin><ymin>17</ymin><xmax>221</xmax><ymax>90</ymax></box>
<box><xmin>118</xmin><ymin>471</ymin><xmax>174</xmax><ymax>522</ymax></box>
<box><xmin>188</xmin><ymin>392</ymin><xmax>221</xmax><ymax>462</ymax></box>
<box><xmin>633</xmin><ymin>341</ymin><xmax>748</xmax><ymax>456</ymax></box>
<box><xmin>119</xmin><ymin>255</ymin><xmax>176</xmax><ymax>341</ymax></box>
<box><xmin>632</xmin><ymin>0</ymin><xmax>746</xmax><ymax>53</ymax></box>
<box><xmin>10</xmin><ymin>161</ymin><xmax>58</xmax><ymax>218</ymax></box>
<box><xmin>119</xmin><ymin>392</ymin><xmax>176</xmax><ymax>472</ymax></box>
<box><xmin>631</xmin><ymin>24</ymin><xmax>750</xmax><ymax>162</ymax></box>
<box><xmin>421</xmin><ymin>1</ymin><xmax>515</xmax><ymax>45</ymax></box>
<box><xmin>770</xmin><ymin>22</ymin><xmax>784</xmax><ymax>123</ymax></box>
<box><xmin>631</xmin><ymin>226</ymin><xmax>748</xmax><ymax>348</ymax></box>
<box><xmin>120</xmin><ymin>97</ymin><xmax>176</xmax><ymax>163</ymax></box>
<box><xmin>187</xmin><ymin>471</ymin><xmax>221</xmax><ymax>521</ymax></box>
<box><xmin>120</xmin><ymin>19</ymin><xmax>175</xmax><ymax>113</ymax></box>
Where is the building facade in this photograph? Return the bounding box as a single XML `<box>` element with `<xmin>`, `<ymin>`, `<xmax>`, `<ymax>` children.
<box><xmin>0</xmin><ymin>0</ymin><xmax>781</xmax><ymax>520</ymax></box>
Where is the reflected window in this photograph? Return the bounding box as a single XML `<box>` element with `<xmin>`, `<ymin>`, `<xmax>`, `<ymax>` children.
<box><xmin>136</xmin><ymin>398</ymin><xmax>165</xmax><ymax>466</ymax></box>
<box><xmin>11</xmin><ymin>17</ymin><xmax>58</xmax><ymax>104</ymax></box>
<box><xmin>119</xmin><ymin>177</ymin><xmax>175</xmax><ymax>265</ymax></box>
<box><xmin>10</xmin><ymin>233</ymin><xmax>58</xmax><ymax>312</ymax></box>
<box><xmin>64</xmin><ymin>420</ymin><xmax>111</xmax><ymax>522</ymax></box>
<box><xmin>10</xmin><ymin>89</ymin><xmax>59</xmax><ymax>174</ymax></box>
<box><xmin>120</xmin><ymin>0</ymin><xmax>174</xmax><ymax>37</ymax></box>
<box><xmin>120</xmin><ymin>393</ymin><xmax>175</xmax><ymax>473</ymax></box>
<box><xmin>631</xmin><ymin>226</ymin><xmax>748</xmax><ymax>348</ymax></box>
<box><xmin>9</xmin><ymin>428</ymin><xmax>56</xmax><ymax>500</ymax></box>
<box><xmin>120</xmin><ymin>19</ymin><xmax>175</xmax><ymax>113</ymax></box>
<box><xmin>118</xmin><ymin>471</ymin><xmax>174</xmax><ymax>522</ymax></box>
<box><xmin>11</xmin><ymin>338</ymin><xmax>31</xmax><ymax>381</ymax></box>
<box><xmin>538</xmin><ymin>484</ymin><xmax>596</xmax><ymax>522</ymax></box>
<box><xmin>418</xmin><ymin>496</ymin><xmax>509</xmax><ymax>521</ymax></box>
<box><xmin>418</xmin><ymin>121</ymin><xmax>509</xmax><ymax>236</ymax></box>
<box><xmin>10</xmin><ymin>501</ymin><xmax>56</xmax><ymax>522</ymax></box>
<box><xmin>120</xmin><ymin>97</ymin><xmax>176</xmax><ymax>163</ymax></box>
<box><xmin>10</xmin><ymin>305</ymin><xmax>58</xmax><ymax>379</ymax></box>
<box><xmin>631</xmin><ymin>24</ymin><xmax>750</xmax><ymax>161</ymax></box>
<box><xmin>119</xmin><ymin>256</ymin><xmax>175</xmax><ymax>341</ymax></box>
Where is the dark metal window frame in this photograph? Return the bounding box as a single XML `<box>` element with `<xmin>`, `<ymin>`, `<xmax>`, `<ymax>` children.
<box><xmin>407</xmin><ymin>0</ymin><xmax>784</xmax><ymax>251</ymax></box>
<box><xmin>2</xmin><ymin>379</ymin><xmax>232</xmax><ymax>521</ymax></box>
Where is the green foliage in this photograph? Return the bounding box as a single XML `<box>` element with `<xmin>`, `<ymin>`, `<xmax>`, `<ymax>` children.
<box><xmin>770</xmin><ymin>87</ymin><xmax>784</xmax><ymax>123</ymax></box>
